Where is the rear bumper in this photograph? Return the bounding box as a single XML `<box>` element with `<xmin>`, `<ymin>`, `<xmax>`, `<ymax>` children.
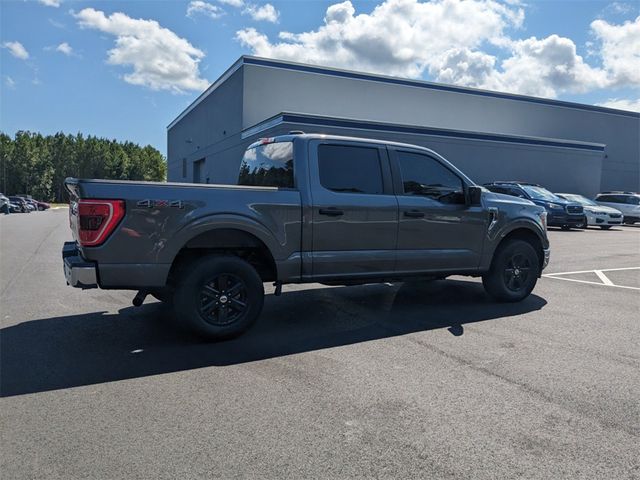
<box><xmin>62</xmin><ymin>241</ymin><xmax>98</xmax><ymax>289</ymax></box>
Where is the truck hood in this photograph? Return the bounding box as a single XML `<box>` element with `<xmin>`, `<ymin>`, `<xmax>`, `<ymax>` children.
<box><xmin>584</xmin><ymin>204</ymin><xmax>623</xmax><ymax>214</ymax></box>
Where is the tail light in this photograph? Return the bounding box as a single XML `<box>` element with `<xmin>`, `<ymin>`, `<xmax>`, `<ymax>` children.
<box><xmin>77</xmin><ymin>199</ymin><xmax>125</xmax><ymax>246</ymax></box>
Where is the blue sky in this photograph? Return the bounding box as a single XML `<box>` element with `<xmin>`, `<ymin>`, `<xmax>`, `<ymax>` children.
<box><xmin>1</xmin><ymin>0</ymin><xmax>639</xmax><ymax>156</ymax></box>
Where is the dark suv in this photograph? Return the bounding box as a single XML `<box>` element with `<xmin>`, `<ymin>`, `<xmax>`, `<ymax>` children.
<box><xmin>484</xmin><ymin>182</ymin><xmax>585</xmax><ymax>230</ymax></box>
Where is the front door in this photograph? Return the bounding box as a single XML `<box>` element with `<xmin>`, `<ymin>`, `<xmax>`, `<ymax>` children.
<box><xmin>309</xmin><ymin>140</ymin><xmax>398</xmax><ymax>279</ymax></box>
<box><xmin>193</xmin><ymin>158</ymin><xmax>205</xmax><ymax>183</ymax></box>
<box><xmin>389</xmin><ymin>148</ymin><xmax>487</xmax><ymax>273</ymax></box>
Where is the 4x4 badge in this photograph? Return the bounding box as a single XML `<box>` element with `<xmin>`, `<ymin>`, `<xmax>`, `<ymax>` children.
<box><xmin>136</xmin><ymin>199</ymin><xmax>184</xmax><ymax>209</ymax></box>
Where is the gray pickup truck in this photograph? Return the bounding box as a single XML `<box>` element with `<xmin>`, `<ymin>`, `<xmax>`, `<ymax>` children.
<box><xmin>63</xmin><ymin>133</ymin><xmax>550</xmax><ymax>339</ymax></box>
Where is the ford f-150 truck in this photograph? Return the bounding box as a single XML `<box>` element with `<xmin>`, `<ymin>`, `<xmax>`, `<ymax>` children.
<box><xmin>63</xmin><ymin>133</ymin><xmax>550</xmax><ymax>339</ymax></box>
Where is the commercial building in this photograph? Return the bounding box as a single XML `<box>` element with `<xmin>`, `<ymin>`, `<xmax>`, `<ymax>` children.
<box><xmin>167</xmin><ymin>56</ymin><xmax>640</xmax><ymax>196</ymax></box>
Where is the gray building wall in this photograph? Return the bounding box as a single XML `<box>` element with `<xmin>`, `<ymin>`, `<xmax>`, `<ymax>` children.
<box><xmin>168</xmin><ymin>56</ymin><xmax>640</xmax><ymax>195</ymax></box>
<box><xmin>167</xmin><ymin>67</ymin><xmax>245</xmax><ymax>183</ymax></box>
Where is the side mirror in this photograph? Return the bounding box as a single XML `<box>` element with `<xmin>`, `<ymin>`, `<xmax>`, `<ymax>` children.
<box><xmin>467</xmin><ymin>186</ymin><xmax>483</xmax><ymax>206</ymax></box>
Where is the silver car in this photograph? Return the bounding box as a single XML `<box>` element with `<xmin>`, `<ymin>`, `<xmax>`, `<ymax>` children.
<box><xmin>594</xmin><ymin>192</ymin><xmax>640</xmax><ymax>224</ymax></box>
<box><xmin>556</xmin><ymin>193</ymin><xmax>623</xmax><ymax>229</ymax></box>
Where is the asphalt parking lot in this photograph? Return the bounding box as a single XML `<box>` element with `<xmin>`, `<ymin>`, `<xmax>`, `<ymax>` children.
<box><xmin>1</xmin><ymin>209</ymin><xmax>639</xmax><ymax>479</ymax></box>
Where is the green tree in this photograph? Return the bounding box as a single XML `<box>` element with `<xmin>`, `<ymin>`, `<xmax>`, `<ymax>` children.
<box><xmin>0</xmin><ymin>130</ymin><xmax>167</xmax><ymax>202</ymax></box>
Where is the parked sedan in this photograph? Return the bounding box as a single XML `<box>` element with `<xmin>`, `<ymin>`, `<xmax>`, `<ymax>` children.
<box><xmin>556</xmin><ymin>193</ymin><xmax>623</xmax><ymax>229</ymax></box>
<box><xmin>17</xmin><ymin>195</ymin><xmax>50</xmax><ymax>211</ymax></box>
<box><xmin>34</xmin><ymin>200</ymin><xmax>51</xmax><ymax>211</ymax></box>
<box><xmin>595</xmin><ymin>192</ymin><xmax>640</xmax><ymax>224</ymax></box>
<box><xmin>8</xmin><ymin>196</ymin><xmax>31</xmax><ymax>213</ymax></box>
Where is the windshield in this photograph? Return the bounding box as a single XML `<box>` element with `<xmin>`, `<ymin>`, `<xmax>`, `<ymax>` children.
<box><xmin>560</xmin><ymin>194</ymin><xmax>597</xmax><ymax>206</ymax></box>
<box><xmin>522</xmin><ymin>185</ymin><xmax>560</xmax><ymax>201</ymax></box>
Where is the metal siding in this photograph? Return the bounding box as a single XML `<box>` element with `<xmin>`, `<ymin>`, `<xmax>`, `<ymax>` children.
<box><xmin>169</xmin><ymin>59</ymin><xmax>639</xmax><ymax>193</ymax></box>
<box><xmin>276</xmin><ymin>121</ymin><xmax>603</xmax><ymax>197</ymax></box>
<box><xmin>242</xmin><ymin>63</ymin><xmax>638</xmax><ymax>192</ymax></box>
<box><xmin>167</xmin><ymin>68</ymin><xmax>244</xmax><ymax>182</ymax></box>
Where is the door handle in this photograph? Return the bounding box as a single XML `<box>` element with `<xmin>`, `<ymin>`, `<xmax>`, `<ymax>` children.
<box><xmin>319</xmin><ymin>207</ymin><xmax>344</xmax><ymax>216</ymax></box>
<box><xmin>403</xmin><ymin>210</ymin><xmax>425</xmax><ymax>218</ymax></box>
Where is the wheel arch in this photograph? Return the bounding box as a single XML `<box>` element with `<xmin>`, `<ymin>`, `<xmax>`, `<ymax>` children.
<box><xmin>168</xmin><ymin>225</ymin><xmax>279</xmax><ymax>283</ymax></box>
<box><xmin>493</xmin><ymin>226</ymin><xmax>545</xmax><ymax>274</ymax></box>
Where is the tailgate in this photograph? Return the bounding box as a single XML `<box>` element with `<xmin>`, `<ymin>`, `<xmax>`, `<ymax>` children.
<box><xmin>65</xmin><ymin>180</ymin><xmax>80</xmax><ymax>243</ymax></box>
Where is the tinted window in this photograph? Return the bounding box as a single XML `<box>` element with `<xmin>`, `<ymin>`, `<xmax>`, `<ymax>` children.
<box><xmin>397</xmin><ymin>151</ymin><xmax>464</xmax><ymax>204</ymax></box>
<box><xmin>238</xmin><ymin>142</ymin><xmax>294</xmax><ymax>188</ymax></box>
<box><xmin>597</xmin><ymin>195</ymin><xmax>614</xmax><ymax>202</ymax></box>
<box><xmin>521</xmin><ymin>185</ymin><xmax>559</xmax><ymax>201</ymax></box>
<box><xmin>627</xmin><ymin>196</ymin><xmax>640</xmax><ymax>205</ymax></box>
<box><xmin>318</xmin><ymin>144</ymin><xmax>383</xmax><ymax>194</ymax></box>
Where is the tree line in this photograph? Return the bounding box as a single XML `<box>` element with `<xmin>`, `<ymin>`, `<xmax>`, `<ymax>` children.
<box><xmin>0</xmin><ymin>131</ymin><xmax>167</xmax><ymax>202</ymax></box>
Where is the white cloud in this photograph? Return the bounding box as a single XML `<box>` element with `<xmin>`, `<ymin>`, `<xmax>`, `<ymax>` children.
<box><xmin>591</xmin><ymin>16</ymin><xmax>640</xmax><ymax>87</ymax></box>
<box><xmin>244</xmin><ymin>3</ymin><xmax>279</xmax><ymax>23</ymax></box>
<box><xmin>433</xmin><ymin>35</ymin><xmax>608</xmax><ymax>97</ymax></box>
<box><xmin>5</xmin><ymin>76</ymin><xmax>16</xmax><ymax>89</ymax></box>
<box><xmin>597</xmin><ymin>98</ymin><xmax>640</xmax><ymax>112</ymax></box>
<box><xmin>74</xmin><ymin>8</ymin><xmax>209</xmax><ymax>93</ymax></box>
<box><xmin>187</xmin><ymin>1</ymin><xmax>225</xmax><ymax>20</ymax></box>
<box><xmin>38</xmin><ymin>0</ymin><xmax>61</xmax><ymax>7</ymax></box>
<box><xmin>602</xmin><ymin>2</ymin><xmax>634</xmax><ymax>16</ymax></box>
<box><xmin>218</xmin><ymin>0</ymin><xmax>244</xmax><ymax>6</ymax></box>
<box><xmin>55</xmin><ymin>42</ymin><xmax>73</xmax><ymax>56</ymax></box>
<box><xmin>237</xmin><ymin>0</ymin><xmax>640</xmax><ymax>100</ymax></box>
<box><xmin>2</xmin><ymin>41</ymin><xmax>29</xmax><ymax>60</ymax></box>
<box><xmin>237</xmin><ymin>0</ymin><xmax>523</xmax><ymax>78</ymax></box>
<box><xmin>48</xmin><ymin>18</ymin><xmax>66</xmax><ymax>29</ymax></box>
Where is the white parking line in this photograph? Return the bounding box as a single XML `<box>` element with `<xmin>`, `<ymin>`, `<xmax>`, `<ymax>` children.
<box><xmin>594</xmin><ymin>270</ymin><xmax>614</xmax><ymax>286</ymax></box>
<box><xmin>543</xmin><ymin>266</ymin><xmax>640</xmax><ymax>291</ymax></box>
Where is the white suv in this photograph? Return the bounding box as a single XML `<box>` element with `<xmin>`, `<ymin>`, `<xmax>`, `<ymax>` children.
<box><xmin>595</xmin><ymin>192</ymin><xmax>640</xmax><ymax>224</ymax></box>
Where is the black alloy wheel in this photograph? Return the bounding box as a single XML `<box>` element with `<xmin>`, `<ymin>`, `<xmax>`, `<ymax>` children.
<box><xmin>198</xmin><ymin>274</ymin><xmax>248</xmax><ymax>326</ymax></box>
<box><xmin>503</xmin><ymin>253</ymin><xmax>531</xmax><ymax>293</ymax></box>
<box><xmin>173</xmin><ymin>254</ymin><xmax>264</xmax><ymax>340</ymax></box>
<box><xmin>482</xmin><ymin>239</ymin><xmax>540</xmax><ymax>302</ymax></box>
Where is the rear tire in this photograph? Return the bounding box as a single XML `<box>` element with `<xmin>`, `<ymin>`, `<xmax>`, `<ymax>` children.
<box><xmin>483</xmin><ymin>240</ymin><xmax>540</xmax><ymax>302</ymax></box>
<box><xmin>173</xmin><ymin>255</ymin><xmax>264</xmax><ymax>340</ymax></box>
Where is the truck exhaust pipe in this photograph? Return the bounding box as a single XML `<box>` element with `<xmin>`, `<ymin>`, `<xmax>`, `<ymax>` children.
<box><xmin>132</xmin><ymin>290</ymin><xmax>147</xmax><ymax>307</ymax></box>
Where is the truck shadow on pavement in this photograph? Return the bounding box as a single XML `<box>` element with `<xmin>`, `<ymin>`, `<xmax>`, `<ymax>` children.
<box><xmin>1</xmin><ymin>279</ymin><xmax>546</xmax><ymax>397</ymax></box>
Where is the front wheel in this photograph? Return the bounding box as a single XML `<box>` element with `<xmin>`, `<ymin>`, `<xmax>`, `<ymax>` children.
<box><xmin>173</xmin><ymin>255</ymin><xmax>264</xmax><ymax>340</ymax></box>
<box><xmin>483</xmin><ymin>240</ymin><xmax>540</xmax><ymax>302</ymax></box>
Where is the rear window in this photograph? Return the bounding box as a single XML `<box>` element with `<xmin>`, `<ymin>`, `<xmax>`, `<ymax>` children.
<box><xmin>238</xmin><ymin>142</ymin><xmax>294</xmax><ymax>188</ymax></box>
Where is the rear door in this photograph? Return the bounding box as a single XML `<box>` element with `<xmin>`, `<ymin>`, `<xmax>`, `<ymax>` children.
<box><xmin>308</xmin><ymin>139</ymin><xmax>398</xmax><ymax>278</ymax></box>
<box><xmin>389</xmin><ymin>148</ymin><xmax>487</xmax><ymax>273</ymax></box>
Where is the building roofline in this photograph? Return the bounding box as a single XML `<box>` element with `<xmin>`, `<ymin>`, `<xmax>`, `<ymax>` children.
<box><xmin>168</xmin><ymin>55</ymin><xmax>640</xmax><ymax>130</ymax></box>
<box><xmin>242</xmin><ymin>111</ymin><xmax>607</xmax><ymax>152</ymax></box>
<box><xmin>167</xmin><ymin>57</ymin><xmax>245</xmax><ymax>130</ymax></box>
